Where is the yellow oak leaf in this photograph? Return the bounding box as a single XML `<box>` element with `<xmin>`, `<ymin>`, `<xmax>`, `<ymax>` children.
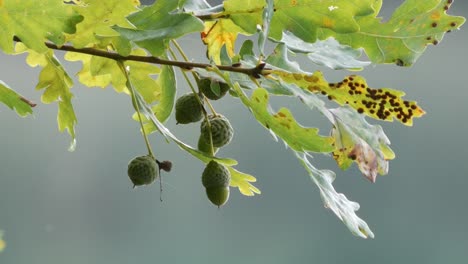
<box><xmin>201</xmin><ymin>19</ymin><xmax>247</xmax><ymax>64</ymax></box>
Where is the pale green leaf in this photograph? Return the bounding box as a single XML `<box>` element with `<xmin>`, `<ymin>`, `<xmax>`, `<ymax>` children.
<box><xmin>0</xmin><ymin>0</ymin><xmax>82</xmax><ymax>53</ymax></box>
<box><xmin>64</xmin><ymin>49</ymin><xmax>161</xmax><ymax>103</ymax></box>
<box><xmin>278</xmin><ymin>32</ymin><xmax>370</xmax><ymax>70</ymax></box>
<box><xmin>15</xmin><ymin>43</ymin><xmax>77</xmax><ymax>149</ymax></box>
<box><xmin>0</xmin><ymin>80</ymin><xmax>34</xmax><ymax>117</ymax></box>
<box><xmin>296</xmin><ymin>152</ymin><xmax>374</xmax><ymax>238</ymax></box>
<box><xmin>228</xmin><ymin>167</ymin><xmax>261</xmax><ymax>196</ymax></box>
<box><xmin>68</xmin><ymin>0</ymin><xmax>140</xmax><ymax>53</ymax></box>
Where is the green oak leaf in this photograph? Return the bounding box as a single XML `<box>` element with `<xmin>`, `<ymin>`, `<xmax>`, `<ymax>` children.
<box><xmin>0</xmin><ymin>80</ymin><xmax>34</xmax><ymax>117</ymax></box>
<box><xmin>224</xmin><ymin>0</ymin><xmax>378</xmax><ymax>41</ymax></box>
<box><xmin>67</xmin><ymin>0</ymin><xmax>139</xmax><ymax>53</ymax></box>
<box><xmin>232</xmin><ymin>85</ymin><xmax>334</xmax><ymax>153</ymax></box>
<box><xmin>15</xmin><ymin>43</ymin><xmax>77</xmax><ymax>150</ymax></box>
<box><xmin>317</xmin><ymin>0</ymin><xmax>466</xmax><ymax>65</ymax></box>
<box><xmin>135</xmin><ymin>62</ymin><xmax>177</xmax><ymax>134</ymax></box>
<box><xmin>64</xmin><ymin>49</ymin><xmax>161</xmax><ymax>104</ymax></box>
<box><xmin>112</xmin><ymin>0</ymin><xmax>204</xmax><ymax>57</ymax></box>
<box><xmin>0</xmin><ymin>0</ymin><xmax>82</xmax><ymax>53</ymax></box>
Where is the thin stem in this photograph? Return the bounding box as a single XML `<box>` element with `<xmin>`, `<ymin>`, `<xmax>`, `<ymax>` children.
<box><xmin>171</xmin><ymin>40</ymin><xmax>200</xmax><ymax>83</ymax></box>
<box><xmin>168</xmin><ymin>47</ymin><xmax>215</xmax><ymax>156</ymax></box>
<box><xmin>171</xmin><ymin>40</ymin><xmax>218</xmax><ymax>115</ymax></box>
<box><xmin>204</xmin><ymin>97</ymin><xmax>218</xmax><ymax>116</ymax></box>
<box><xmin>117</xmin><ymin>60</ymin><xmax>155</xmax><ymax>158</ymax></box>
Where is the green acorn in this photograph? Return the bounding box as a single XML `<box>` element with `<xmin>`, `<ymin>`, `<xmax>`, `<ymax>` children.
<box><xmin>175</xmin><ymin>93</ymin><xmax>204</xmax><ymax>124</ymax></box>
<box><xmin>202</xmin><ymin>160</ymin><xmax>231</xmax><ymax>207</ymax></box>
<box><xmin>197</xmin><ymin>78</ymin><xmax>230</xmax><ymax>100</ymax></box>
<box><xmin>197</xmin><ymin>135</ymin><xmax>219</xmax><ymax>155</ymax></box>
<box><xmin>200</xmin><ymin>114</ymin><xmax>234</xmax><ymax>148</ymax></box>
<box><xmin>127</xmin><ymin>155</ymin><xmax>159</xmax><ymax>187</ymax></box>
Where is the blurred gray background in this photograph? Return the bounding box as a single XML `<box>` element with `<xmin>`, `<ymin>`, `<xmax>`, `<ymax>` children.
<box><xmin>1</xmin><ymin>1</ymin><xmax>467</xmax><ymax>263</ymax></box>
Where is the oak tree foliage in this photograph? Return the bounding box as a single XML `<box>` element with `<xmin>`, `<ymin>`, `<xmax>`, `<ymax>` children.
<box><xmin>0</xmin><ymin>0</ymin><xmax>465</xmax><ymax>238</ymax></box>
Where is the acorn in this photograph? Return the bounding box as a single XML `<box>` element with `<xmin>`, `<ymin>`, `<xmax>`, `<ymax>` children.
<box><xmin>175</xmin><ymin>93</ymin><xmax>204</xmax><ymax>124</ymax></box>
<box><xmin>197</xmin><ymin>77</ymin><xmax>230</xmax><ymax>100</ymax></box>
<box><xmin>200</xmin><ymin>114</ymin><xmax>234</xmax><ymax>148</ymax></box>
<box><xmin>202</xmin><ymin>160</ymin><xmax>231</xmax><ymax>207</ymax></box>
<box><xmin>128</xmin><ymin>155</ymin><xmax>158</xmax><ymax>187</ymax></box>
<box><xmin>197</xmin><ymin>135</ymin><xmax>219</xmax><ymax>155</ymax></box>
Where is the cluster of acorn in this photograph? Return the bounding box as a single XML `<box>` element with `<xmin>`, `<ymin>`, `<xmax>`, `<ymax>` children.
<box><xmin>126</xmin><ymin>77</ymin><xmax>234</xmax><ymax>208</ymax></box>
<box><xmin>175</xmin><ymin>77</ymin><xmax>234</xmax><ymax>208</ymax></box>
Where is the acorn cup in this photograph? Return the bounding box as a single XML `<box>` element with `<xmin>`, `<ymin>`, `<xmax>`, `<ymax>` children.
<box><xmin>127</xmin><ymin>155</ymin><xmax>159</xmax><ymax>188</ymax></box>
<box><xmin>200</xmin><ymin>114</ymin><xmax>234</xmax><ymax>148</ymax></box>
<box><xmin>175</xmin><ymin>92</ymin><xmax>204</xmax><ymax>124</ymax></box>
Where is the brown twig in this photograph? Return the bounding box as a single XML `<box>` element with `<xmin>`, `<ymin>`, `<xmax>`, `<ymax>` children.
<box><xmin>13</xmin><ymin>36</ymin><xmax>267</xmax><ymax>78</ymax></box>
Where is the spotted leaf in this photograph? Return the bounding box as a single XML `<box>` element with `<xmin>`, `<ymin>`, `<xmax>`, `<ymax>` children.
<box><xmin>271</xmin><ymin>70</ymin><xmax>425</xmax><ymax>126</ymax></box>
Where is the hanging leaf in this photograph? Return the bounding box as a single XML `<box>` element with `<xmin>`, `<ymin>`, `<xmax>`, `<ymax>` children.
<box><xmin>268</xmin><ymin>80</ymin><xmax>395</xmax><ymax>182</ymax></box>
<box><xmin>330</xmin><ymin>106</ymin><xmax>395</xmax><ymax>182</ymax></box>
<box><xmin>0</xmin><ymin>80</ymin><xmax>34</xmax><ymax>117</ymax></box>
<box><xmin>230</xmin><ymin>81</ymin><xmax>333</xmax><ymax>153</ymax></box>
<box><xmin>296</xmin><ymin>152</ymin><xmax>374</xmax><ymax>238</ymax></box>
<box><xmin>15</xmin><ymin>43</ymin><xmax>77</xmax><ymax>150</ymax></box>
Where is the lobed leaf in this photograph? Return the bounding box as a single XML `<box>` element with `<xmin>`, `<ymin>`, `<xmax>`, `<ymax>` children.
<box><xmin>330</xmin><ymin>106</ymin><xmax>395</xmax><ymax>182</ymax></box>
<box><xmin>228</xmin><ymin>167</ymin><xmax>261</xmax><ymax>196</ymax></box>
<box><xmin>201</xmin><ymin>19</ymin><xmax>248</xmax><ymax>64</ymax></box>
<box><xmin>64</xmin><ymin>49</ymin><xmax>161</xmax><ymax>103</ymax></box>
<box><xmin>0</xmin><ymin>0</ymin><xmax>82</xmax><ymax>53</ymax></box>
<box><xmin>271</xmin><ymin>70</ymin><xmax>425</xmax><ymax>126</ymax></box>
<box><xmin>233</xmin><ymin>85</ymin><xmax>334</xmax><ymax>153</ymax></box>
<box><xmin>224</xmin><ymin>0</ymin><xmax>378</xmax><ymax>41</ymax></box>
<box><xmin>296</xmin><ymin>152</ymin><xmax>374</xmax><ymax>238</ymax></box>
<box><xmin>16</xmin><ymin>43</ymin><xmax>77</xmax><ymax>150</ymax></box>
<box><xmin>67</xmin><ymin>0</ymin><xmax>140</xmax><ymax>54</ymax></box>
<box><xmin>0</xmin><ymin>80</ymin><xmax>34</xmax><ymax>117</ymax></box>
<box><xmin>318</xmin><ymin>0</ymin><xmax>466</xmax><ymax>66</ymax></box>
<box><xmin>264</xmin><ymin>77</ymin><xmax>395</xmax><ymax>182</ymax></box>
<box><xmin>278</xmin><ymin>32</ymin><xmax>371</xmax><ymax>70</ymax></box>
<box><xmin>112</xmin><ymin>0</ymin><xmax>204</xmax><ymax>57</ymax></box>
